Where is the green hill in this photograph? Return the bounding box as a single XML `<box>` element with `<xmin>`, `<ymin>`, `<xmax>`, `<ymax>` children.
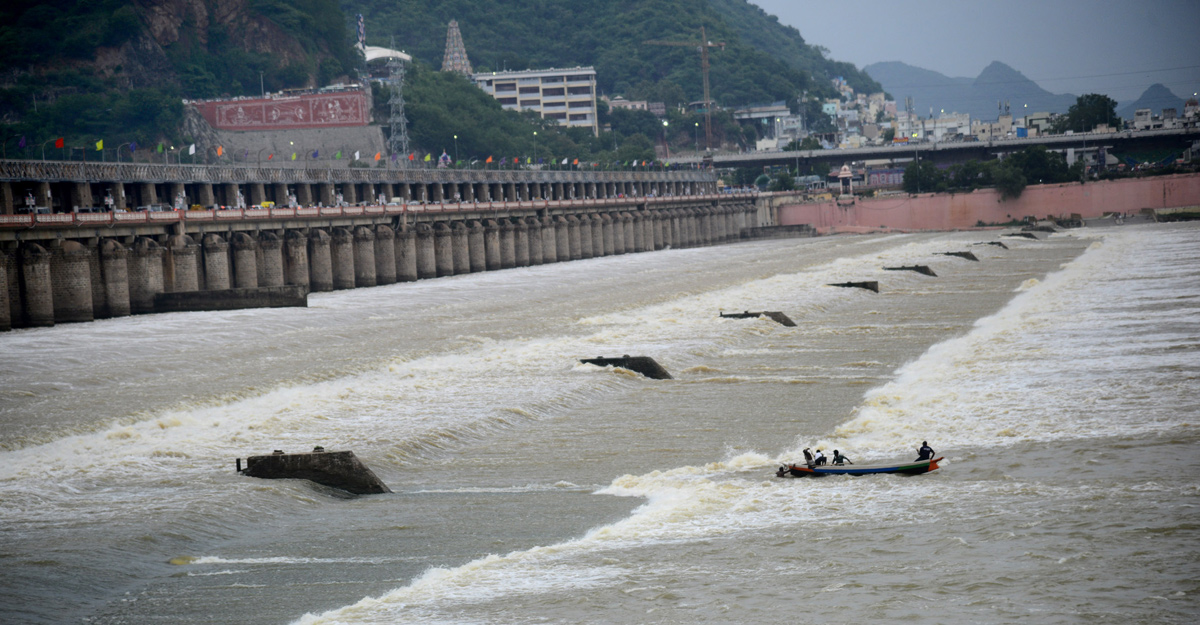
<box><xmin>345</xmin><ymin>0</ymin><xmax>879</xmax><ymax>107</ymax></box>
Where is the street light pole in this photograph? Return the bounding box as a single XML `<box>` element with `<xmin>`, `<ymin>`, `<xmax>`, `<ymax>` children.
<box><xmin>662</xmin><ymin>120</ymin><xmax>669</xmax><ymax>160</ymax></box>
<box><xmin>453</xmin><ymin>134</ymin><xmax>458</xmax><ymax>166</ymax></box>
<box><xmin>533</xmin><ymin>131</ymin><xmax>537</xmax><ymax>168</ymax></box>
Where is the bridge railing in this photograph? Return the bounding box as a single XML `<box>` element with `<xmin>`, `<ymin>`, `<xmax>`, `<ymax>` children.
<box><xmin>0</xmin><ymin>158</ymin><xmax>715</xmax><ymax>184</ymax></box>
<box><xmin>0</xmin><ymin>192</ymin><xmax>757</xmax><ymax>229</ymax></box>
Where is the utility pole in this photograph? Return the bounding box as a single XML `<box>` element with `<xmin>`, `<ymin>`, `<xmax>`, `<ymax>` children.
<box><xmin>644</xmin><ymin>26</ymin><xmax>725</xmax><ymax>151</ymax></box>
<box><xmin>386</xmin><ymin>38</ymin><xmax>410</xmax><ymax>168</ymax></box>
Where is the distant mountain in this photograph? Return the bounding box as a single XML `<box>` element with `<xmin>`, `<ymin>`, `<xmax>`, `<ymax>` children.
<box><xmin>863</xmin><ymin>61</ymin><xmax>1076</xmax><ymax>121</ymax></box>
<box><xmin>1117</xmin><ymin>84</ymin><xmax>1187</xmax><ymax>120</ymax></box>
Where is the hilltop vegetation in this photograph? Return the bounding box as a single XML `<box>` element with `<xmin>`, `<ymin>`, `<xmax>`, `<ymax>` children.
<box><xmin>347</xmin><ymin>0</ymin><xmax>879</xmax><ymax>107</ymax></box>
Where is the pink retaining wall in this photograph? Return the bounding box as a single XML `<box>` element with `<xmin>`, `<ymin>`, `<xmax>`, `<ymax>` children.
<box><xmin>776</xmin><ymin>173</ymin><xmax>1200</xmax><ymax>232</ymax></box>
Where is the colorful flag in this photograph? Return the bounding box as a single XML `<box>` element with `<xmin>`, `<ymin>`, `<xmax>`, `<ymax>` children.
<box><xmin>18</xmin><ymin>136</ymin><xmax>26</xmax><ymax>148</ymax></box>
<box><xmin>268</xmin><ymin>153</ymin><xmax>274</xmax><ymax>160</ymax></box>
<box><xmin>95</xmin><ymin>140</ymin><xmax>104</xmax><ymax>151</ymax></box>
<box><xmin>354</xmin><ymin>151</ymin><xmax>360</xmax><ymax>161</ymax></box>
<box><xmin>409</xmin><ymin>153</ymin><xmax>415</xmax><ymax>161</ymax></box>
<box><xmin>311</xmin><ymin>150</ymin><xmax>318</xmax><ymax>158</ymax></box>
<box><xmin>131</xmin><ymin>141</ymin><xmax>138</xmax><ymax>151</ymax></box>
<box><xmin>55</xmin><ymin>137</ymin><xmax>65</xmax><ymax>149</ymax></box>
<box><xmin>424</xmin><ymin>153</ymin><xmax>431</xmax><ymax>162</ymax></box>
<box><xmin>374</xmin><ymin>152</ymin><xmax>381</xmax><ymax>161</ymax></box>
<box><xmin>572</xmin><ymin>158</ymin><xmax>578</xmax><ymax>165</ymax></box>
<box><xmin>561</xmin><ymin>157</ymin><xmax>567</xmax><ymax>165</ymax></box>
<box><xmin>334</xmin><ymin>150</ymin><xmax>341</xmax><ymax>159</ymax></box>
<box><xmin>243</xmin><ymin>149</ymin><xmax>249</xmax><ymax>159</ymax></box>
<box><xmin>291</xmin><ymin>152</ymin><xmax>297</xmax><ymax>161</ymax></box>
<box><xmin>216</xmin><ymin>145</ymin><xmax>223</xmax><ymax>156</ymax></box>
<box><xmin>526</xmin><ymin>157</ymin><xmax>531</xmax><ymax>164</ymax></box>
<box><xmin>188</xmin><ymin>144</ymin><xmax>195</xmax><ymax>155</ymax></box>
<box><xmin>156</xmin><ymin>142</ymin><xmax>163</xmax><ymax>153</ymax></box>
<box><xmin>486</xmin><ymin>155</ymin><xmax>493</xmax><ymax>163</ymax></box>
<box><xmin>513</xmin><ymin>157</ymin><xmax>518</xmax><ymax>164</ymax></box>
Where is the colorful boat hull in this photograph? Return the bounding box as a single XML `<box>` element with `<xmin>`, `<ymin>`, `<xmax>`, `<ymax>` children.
<box><xmin>777</xmin><ymin>457</ymin><xmax>943</xmax><ymax>477</ymax></box>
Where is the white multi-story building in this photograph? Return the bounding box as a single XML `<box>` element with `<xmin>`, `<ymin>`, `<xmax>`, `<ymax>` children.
<box><xmin>473</xmin><ymin>66</ymin><xmax>598</xmax><ymax>135</ymax></box>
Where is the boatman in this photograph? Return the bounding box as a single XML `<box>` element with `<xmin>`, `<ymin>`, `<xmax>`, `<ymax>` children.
<box><xmin>832</xmin><ymin>450</ymin><xmax>853</xmax><ymax>465</ymax></box>
<box><xmin>802</xmin><ymin>448</ymin><xmax>814</xmax><ymax>469</ymax></box>
<box><xmin>813</xmin><ymin>449</ymin><xmax>827</xmax><ymax>466</ymax></box>
<box><xmin>916</xmin><ymin>441</ymin><xmax>936</xmax><ymax>461</ymax></box>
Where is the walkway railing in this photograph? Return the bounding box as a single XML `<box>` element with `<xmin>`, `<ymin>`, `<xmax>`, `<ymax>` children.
<box><xmin>0</xmin><ymin>192</ymin><xmax>757</xmax><ymax>229</ymax></box>
<box><xmin>0</xmin><ymin>159</ymin><xmax>714</xmax><ymax>184</ymax></box>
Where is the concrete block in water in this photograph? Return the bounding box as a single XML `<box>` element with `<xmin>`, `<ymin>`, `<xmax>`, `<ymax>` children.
<box><xmin>1002</xmin><ymin>232</ymin><xmax>1040</xmax><ymax>240</ymax></box>
<box><xmin>940</xmin><ymin>251</ymin><xmax>979</xmax><ymax>261</ymax></box>
<box><xmin>974</xmin><ymin>241</ymin><xmax>1009</xmax><ymax>249</ymax></box>
<box><xmin>239</xmin><ymin>448</ymin><xmax>391</xmax><ymax>495</ymax></box>
<box><xmin>828</xmin><ymin>281</ymin><xmax>879</xmax><ymax>293</ymax></box>
<box><xmin>719</xmin><ymin>310</ymin><xmax>797</xmax><ymax>327</ymax></box>
<box><xmin>883</xmin><ymin>265</ymin><xmax>937</xmax><ymax>277</ymax></box>
<box><xmin>580</xmin><ymin>355</ymin><xmax>672</xmax><ymax>380</ymax></box>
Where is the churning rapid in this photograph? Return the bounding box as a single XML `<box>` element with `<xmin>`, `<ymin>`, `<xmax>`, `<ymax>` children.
<box><xmin>1</xmin><ymin>224</ymin><xmax>1197</xmax><ymax>624</ymax></box>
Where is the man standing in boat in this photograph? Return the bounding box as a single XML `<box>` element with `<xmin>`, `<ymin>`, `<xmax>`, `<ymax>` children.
<box><xmin>802</xmin><ymin>448</ymin><xmax>814</xmax><ymax>469</ymax></box>
<box><xmin>916</xmin><ymin>441</ymin><xmax>936</xmax><ymax>461</ymax></box>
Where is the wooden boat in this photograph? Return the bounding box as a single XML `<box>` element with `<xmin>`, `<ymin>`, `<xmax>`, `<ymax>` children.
<box><xmin>776</xmin><ymin>457</ymin><xmax>943</xmax><ymax>477</ymax></box>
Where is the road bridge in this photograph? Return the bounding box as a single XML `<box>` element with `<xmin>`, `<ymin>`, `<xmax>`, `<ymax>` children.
<box><xmin>677</xmin><ymin>127</ymin><xmax>1200</xmax><ymax>172</ymax></box>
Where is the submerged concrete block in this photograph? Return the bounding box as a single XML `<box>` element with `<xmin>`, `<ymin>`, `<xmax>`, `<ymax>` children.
<box><xmin>883</xmin><ymin>265</ymin><xmax>937</xmax><ymax>277</ymax></box>
<box><xmin>719</xmin><ymin>310</ymin><xmax>797</xmax><ymax>327</ymax></box>
<box><xmin>828</xmin><ymin>281</ymin><xmax>879</xmax><ymax>293</ymax></box>
<box><xmin>240</xmin><ymin>449</ymin><xmax>390</xmax><ymax>495</ymax></box>
<box><xmin>580</xmin><ymin>355</ymin><xmax>672</xmax><ymax>380</ymax></box>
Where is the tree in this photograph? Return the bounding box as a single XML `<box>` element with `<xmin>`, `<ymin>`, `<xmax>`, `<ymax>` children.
<box><xmin>882</xmin><ymin>127</ymin><xmax>895</xmax><ymax>143</ymax></box>
<box><xmin>784</xmin><ymin>136</ymin><xmax>821</xmax><ymax>151</ymax></box>
<box><xmin>992</xmin><ymin>161</ymin><xmax>1027</xmax><ymax>199</ymax></box>
<box><xmin>1052</xmin><ymin>93</ymin><xmax>1119</xmax><ymax>133</ymax></box>
<box><xmin>902</xmin><ymin>159</ymin><xmax>944</xmax><ymax>194</ymax></box>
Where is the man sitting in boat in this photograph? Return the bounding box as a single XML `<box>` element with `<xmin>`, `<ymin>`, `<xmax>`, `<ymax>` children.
<box><xmin>832</xmin><ymin>450</ymin><xmax>853</xmax><ymax>465</ymax></box>
<box><xmin>916</xmin><ymin>441</ymin><xmax>936</xmax><ymax>461</ymax></box>
<box><xmin>813</xmin><ymin>449</ymin><xmax>827</xmax><ymax>465</ymax></box>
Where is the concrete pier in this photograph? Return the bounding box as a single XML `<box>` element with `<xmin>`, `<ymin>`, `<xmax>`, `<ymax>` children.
<box><xmin>452</xmin><ymin>221</ymin><xmax>469</xmax><ymax>275</ymax></box>
<box><xmin>128</xmin><ymin>238</ymin><xmax>163</xmax><ymax>314</ymax></box>
<box><xmin>499</xmin><ymin>219</ymin><xmax>516</xmax><ymax>269</ymax></box>
<box><xmin>307</xmin><ymin>229</ymin><xmax>333</xmax><ymax>292</ymax></box>
<box><xmin>99</xmin><ymin>240</ymin><xmax>131</xmax><ymax>318</ymax></box>
<box><xmin>257</xmin><ymin>232</ymin><xmax>284</xmax><ymax>288</ymax></box>
<box><xmin>50</xmin><ymin>241</ymin><xmax>93</xmax><ymax>323</ymax></box>
<box><xmin>525</xmin><ymin>217</ymin><xmax>542</xmax><ymax>266</ymax></box>
<box><xmin>373</xmin><ymin>225</ymin><xmax>396</xmax><ymax>286</ymax></box>
<box><xmin>395</xmin><ymin>229</ymin><xmax>417</xmax><ymax>282</ymax></box>
<box><xmin>283</xmin><ymin>231</ymin><xmax>309</xmax><ymax>288</ymax></box>
<box><xmin>202</xmin><ymin>234</ymin><xmax>230</xmax><ymax>291</ymax></box>
<box><xmin>21</xmin><ymin>243</ymin><xmax>54</xmax><ymax>327</ymax></box>
<box><xmin>483</xmin><ymin>219</ymin><xmax>501</xmax><ymax>270</ymax></box>
<box><xmin>352</xmin><ymin>226</ymin><xmax>377</xmax><ymax>288</ymax></box>
<box><xmin>230</xmin><ymin>232</ymin><xmax>258</xmax><ymax>289</ymax></box>
<box><xmin>434</xmin><ymin>222</ymin><xmax>454</xmax><ymax>277</ymax></box>
<box><xmin>330</xmin><ymin>228</ymin><xmax>356</xmax><ymax>290</ymax></box>
<box><xmin>467</xmin><ymin>221</ymin><xmax>486</xmax><ymax>273</ymax></box>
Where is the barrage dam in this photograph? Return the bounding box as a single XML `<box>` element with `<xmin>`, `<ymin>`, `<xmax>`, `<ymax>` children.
<box><xmin>0</xmin><ymin>159</ymin><xmax>758</xmax><ymax>330</ymax></box>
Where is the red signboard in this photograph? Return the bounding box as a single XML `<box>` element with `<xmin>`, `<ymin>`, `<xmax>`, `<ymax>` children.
<box><xmin>192</xmin><ymin>91</ymin><xmax>369</xmax><ymax>131</ymax></box>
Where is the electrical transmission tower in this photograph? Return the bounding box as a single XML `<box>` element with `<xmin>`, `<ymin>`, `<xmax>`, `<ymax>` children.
<box><xmin>386</xmin><ymin>41</ymin><xmax>410</xmax><ymax>167</ymax></box>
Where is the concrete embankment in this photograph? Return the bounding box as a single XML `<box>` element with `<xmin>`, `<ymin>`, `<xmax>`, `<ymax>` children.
<box><xmin>773</xmin><ymin>173</ymin><xmax>1200</xmax><ymax>233</ymax></box>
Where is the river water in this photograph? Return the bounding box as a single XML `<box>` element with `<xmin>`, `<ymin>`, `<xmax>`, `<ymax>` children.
<box><xmin>1</xmin><ymin>223</ymin><xmax>1196</xmax><ymax>624</ymax></box>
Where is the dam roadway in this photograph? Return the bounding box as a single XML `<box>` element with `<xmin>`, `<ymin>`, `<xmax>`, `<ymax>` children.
<box><xmin>0</xmin><ymin>159</ymin><xmax>760</xmax><ymax>330</ymax></box>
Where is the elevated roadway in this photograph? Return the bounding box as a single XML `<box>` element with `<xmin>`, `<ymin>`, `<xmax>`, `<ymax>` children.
<box><xmin>676</xmin><ymin>127</ymin><xmax>1200</xmax><ymax>171</ymax></box>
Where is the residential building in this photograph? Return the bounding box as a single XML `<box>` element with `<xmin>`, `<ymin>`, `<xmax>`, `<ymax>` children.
<box><xmin>473</xmin><ymin>66</ymin><xmax>598</xmax><ymax>135</ymax></box>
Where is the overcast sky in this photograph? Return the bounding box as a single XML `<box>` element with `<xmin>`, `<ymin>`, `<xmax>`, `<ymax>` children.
<box><xmin>751</xmin><ymin>0</ymin><xmax>1200</xmax><ymax>104</ymax></box>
